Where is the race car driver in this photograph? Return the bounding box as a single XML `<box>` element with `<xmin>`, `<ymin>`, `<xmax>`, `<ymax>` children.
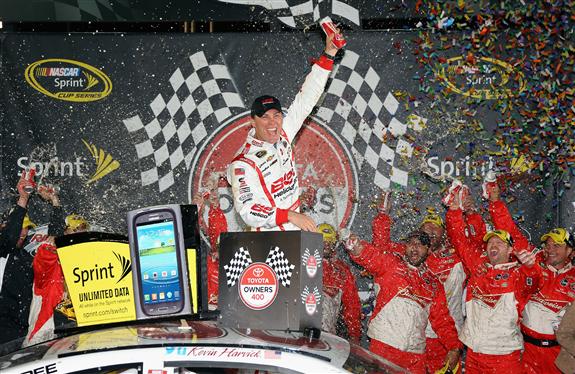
<box><xmin>344</xmin><ymin>229</ymin><xmax>461</xmax><ymax>373</ymax></box>
<box><xmin>227</xmin><ymin>30</ymin><xmax>344</xmax><ymax>232</ymax></box>
<box><xmin>318</xmin><ymin>223</ymin><xmax>361</xmax><ymax>343</ymax></box>
<box><xmin>485</xmin><ymin>182</ymin><xmax>575</xmax><ymax>373</ymax></box>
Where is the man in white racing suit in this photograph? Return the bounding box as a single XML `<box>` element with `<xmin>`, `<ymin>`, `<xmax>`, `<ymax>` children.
<box><xmin>227</xmin><ymin>31</ymin><xmax>343</xmax><ymax>232</ymax></box>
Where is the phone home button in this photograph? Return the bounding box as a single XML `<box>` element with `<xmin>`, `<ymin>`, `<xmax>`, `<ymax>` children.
<box><xmin>158</xmin><ymin>307</ymin><xmax>169</xmax><ymax>312</ymax></box>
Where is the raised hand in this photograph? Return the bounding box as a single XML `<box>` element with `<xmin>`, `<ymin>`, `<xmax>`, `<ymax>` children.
<box><xmin>16</xmin><ymin>172</ymin><xmax>33</xmax><ymax>207</ymax></box>
<box><xmin>37</xmin><ymin>184</ymin><xmax>60</xmax><ymax>207</ymax></box>
<box><xmin>517</xmin><ymin>249</ymin><xmax>536</xmax><ymax>267</ymax></box>
<box><xmin>324</xmin><ymin>27</ymin><xmax>344</xmax><ymax>56</ymax></box>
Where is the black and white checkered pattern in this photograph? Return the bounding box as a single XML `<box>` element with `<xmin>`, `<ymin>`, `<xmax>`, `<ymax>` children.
<box><xmin>123</xmin><ymin>51</ymin><xmax>245</xmax><ymax>192</ymax></box>
<box><xmin>223</xmin><ymin>247</ymin><xmax>253</xmax><ymax>287</ymax></box>
<box><xmin>218</xmin><ymin>0</ymin><xmax>360</xmax><ymax>28</ymax></box>
<box><xmin>265</xmin><ymin>246</ymin><xmax>295</xmax><ymax>287</ymax></box>
<box><xmin>316</xmin><ymin>50</ymin><xmax>427</xmax><ymax>190</ymax></box>
<box><xmin>32</xmin><ymin>0</ymin><xmax>135</xmax><ymax>21</ymax></box>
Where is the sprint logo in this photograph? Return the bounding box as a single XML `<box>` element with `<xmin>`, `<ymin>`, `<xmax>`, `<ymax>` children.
<box><xmin>82</xmin><ymin>139</ymin><xmax>120</xmax><ymax>184</ymax></box>
<box><xmin>17</xmin><ymin>139</ymin><xmax>119</xmax><ymax>184</ymax></box>
<box><xmin>114</xmin><ymin>251</ymin><xmax>132</xmax><ymax>284</ymax></box>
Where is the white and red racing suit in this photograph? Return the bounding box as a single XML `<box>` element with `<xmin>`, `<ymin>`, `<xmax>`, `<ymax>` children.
<box><xmin>350</xmin><ymin>238</ymin><xmax>461</xmax><ymax>373</ymax></box>
<box><xmin>322</xmin><ymin>257</ymin><xmax>361</xmax><ymax>341</ymax></box>
<box><xmin>227</xmin><ymin>56</ymin><xmax>334</xmax><ymax>231</ymax></box>
<box><xmin>446</xmin><ymin>208</ymin><xmax>542</xmax><ymax>373</ymax></box>
<box><xmin>489</xmin><ymin>200</ymin><xmax>575</xmax><ymax>373</ymax></box>
<box><xmin>372</xmin><ymin>212</ymin><xmax>469</xmax><ymax>372</ymax></box>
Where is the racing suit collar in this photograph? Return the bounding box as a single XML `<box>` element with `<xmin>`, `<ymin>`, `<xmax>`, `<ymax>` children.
<box><xmin>547</xmin><ymin>262</ymin><xmax>573</xmax><ymax>274</ymax></box>
<box><xmin>246</xmin><ymin>127</ymin><xmax>279</xmax><ymax>149</ymax></box>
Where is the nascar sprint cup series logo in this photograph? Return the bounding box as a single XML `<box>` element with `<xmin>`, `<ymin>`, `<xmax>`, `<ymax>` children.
<box><xmin>190</xmin><ymin>112</ymin><xmax>359</xmax><ymax>234</ymax></box>
<box><xmin>25</xmin><ymin>59</ymin><xmax>112</xmax><ymax>102</ymax></box>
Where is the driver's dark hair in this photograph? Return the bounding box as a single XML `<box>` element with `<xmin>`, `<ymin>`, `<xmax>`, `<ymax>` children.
<box><xmin>405</xmin><ymin>230</ymin><xmax>431</xmax><ymax>247</ymax></box>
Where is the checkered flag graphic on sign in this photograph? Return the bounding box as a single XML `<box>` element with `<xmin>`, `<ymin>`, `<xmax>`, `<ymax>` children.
<box><xmin>265</xmin><ymin>246</ymin><xmax>295</xmax><ymax>287</ymax></box>
<box><xmin>35</xmin><ymin>0</ymin><xmax>136</xmax><ymax>21</ymax></box>
<box><xmin>217</xmin><ymin>0</ymin><xmax>360</xmax><ymax>28</ymax></box>
<box><xmin>123</xmin><ymin>51</ymin><xmax>245</xmax><ymax>192</ymax></box>
<box><xmin>223</xmin><ymin>247</ymin><xmax>253</xmax><ymax>287</ymax></box>
<box><xmin>316</xmin><ymin>50</ymin><xmax>427</xmax><ymax>190</ymax></box>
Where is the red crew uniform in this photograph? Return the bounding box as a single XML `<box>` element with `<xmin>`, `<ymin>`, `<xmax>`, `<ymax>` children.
<box><xmin>372</xmin><ymin>212</ymin><xmax>467</xmax><ymax>372</ymax></box>
<box><xmin>206</xmin><ymin>205</ymin><xmax>227</xmax><ymax>307</ymax></box>
<box><xmin>227</xmin><ymin>56</ymin><xmax>334</xmax><ymax>231</ymax></box>
<box><xmin>350</xmin><ymin>238</ymin><xmax>461</xmax><ymax>373</ymax></box>
<box><xmin>322</xmin><ymin>257</ymin><xmax>362</xmax><ymax>340</ymax></box>
<box><xmin>446</xmin><ymin>208</ymin><xmax>542</xmax><ymax>373</ymax></box>
<box><xmin>489</xmin><ymin>200</ymin><xmax>575</xmax><ymax>374</ymax></box>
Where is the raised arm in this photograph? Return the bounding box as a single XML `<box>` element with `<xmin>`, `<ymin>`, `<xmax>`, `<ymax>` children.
<box><xmin>0</xmin><ymin>173</ymin><xmax>33</xmax><ymax>256</ymax></box>
<box><xmin>344</xmin><ymin>232</ymin><xmax>395</xmax><ymax>277</ymax></box>
<box><xmin>445</xmin><ymin>206</ymin><xmax>485</xmax><ymax>273</ymax></box>
<box><xmin>487</xmin><ymin>184</ymin><xmax>533</xmax><ymax>253</ymax></box>
<box><xmin>282</xmin><ymin>31</ymin><xmax>341</xmax><ymax>141</ymax></box>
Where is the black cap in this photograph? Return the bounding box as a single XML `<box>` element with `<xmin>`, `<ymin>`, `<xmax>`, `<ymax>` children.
<box><xmin>251</xmin><ymin>95</ymin><xmax>282</xmax><ymax>117</ymax></box>
<box><xmin>405</xmin><ymin>231</ymin><xmax>432</xmax><ymax>247</ymax></box>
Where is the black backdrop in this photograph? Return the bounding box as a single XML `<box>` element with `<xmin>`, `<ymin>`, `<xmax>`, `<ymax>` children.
<box><xmin>2</xmin><ymin>31</ymin><xmax>569</xmax><ymax>245</ymax></box>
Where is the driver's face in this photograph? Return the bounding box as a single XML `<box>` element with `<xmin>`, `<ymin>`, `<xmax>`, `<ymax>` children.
<box><xmin>252</xmin><ymin>109</ymin><xmax>284</xmax><ymax>144</ymax></box>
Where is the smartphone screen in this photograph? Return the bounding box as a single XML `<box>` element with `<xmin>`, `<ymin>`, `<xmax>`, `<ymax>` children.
<box><xmin>135</xmin><ymin>212</ymin><xmax>184</xmax><ymax>315</ymax></box>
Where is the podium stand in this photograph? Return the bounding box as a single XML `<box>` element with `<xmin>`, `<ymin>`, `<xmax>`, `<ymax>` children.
<box><xmin>218</xmin><ymin>231</ymin><xmax>323</xmax><ymax>331</ymax></box>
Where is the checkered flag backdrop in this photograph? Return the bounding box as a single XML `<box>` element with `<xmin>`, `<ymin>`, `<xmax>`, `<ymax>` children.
<box><xmin>316</xmin><ymin>50</ymin><xmax>427</xmax><ymax>190</ymax></box>
<box><xmin>123</xmin><ymin>50</ymin><xmax>245</xmax><ymax>192</ymax></box>
<box><xmin>31</xmin><ymin>0</ymin><xmax>136</xmax><ymax>21</ymax></box>
<box><xmin>217</xmin><ymin>0</ymin><xmax>360</xmax><ymax>28</ymax></box>
<box><xmin>265</xmin><ymin>246</ymin><xmax>295</xmax><ymax>287</ymax></box>
<box><xmin>223</xmin><ymin>247</ymin><xmax>253</xmax><ymax>287</ymax></box>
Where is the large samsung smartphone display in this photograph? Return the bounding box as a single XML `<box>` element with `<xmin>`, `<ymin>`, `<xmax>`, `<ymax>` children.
<box><xmin>134</xmin><ymin>210</ymin><xmax>184</xmax><ymax>315</ymax></box>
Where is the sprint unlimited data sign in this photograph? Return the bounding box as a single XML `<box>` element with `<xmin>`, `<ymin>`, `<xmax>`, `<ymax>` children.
<box><xmin>57</xmin><ymin>241</ymin><xmax>136</xmax><ymax>326</ymax></box>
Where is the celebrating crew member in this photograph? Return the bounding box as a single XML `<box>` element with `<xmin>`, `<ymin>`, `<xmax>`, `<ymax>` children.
<box><xmin>485</xmin><ymin>182</ymin><xmax>575</xmax><ymax>373</ymax></box>
<box><xmin>26</xmin><ymin>213</ymin><xmax>90</xmax><ymax>346</ymax></box>
<box><xmin>344</xmin><ymin>229</ymin><xmax>461</xmax><ymax>373</ymax></box>
<box><xmin>372</xmin><ymin>190</ymin><xmax>476</xmax><ymax>373</ymax></box>
<box><xmin>318</xmin><ymin>223</ymin><xmax>362</xmax><ymax>343</ymax></box>
<box><xmin>192</xmin><ymin>179</ymin><xmax>228</xmax><ymax>309</ymax></box>
<box><xmin>0</xmin><ymin>174</ymin><xmax>64</xmax><ymax>348</ymax></box>
<box><xmin>446</xmin><ymin>189</ymin><xmax>542</xmax><ymax>373</ymax></box>
<box><xmin>227</xmin><ymin>30</ymin><xmax>344</xmax><ymax>232</ymax></box>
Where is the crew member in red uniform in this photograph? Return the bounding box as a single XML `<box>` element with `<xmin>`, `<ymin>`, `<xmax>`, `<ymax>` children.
<box><xmin>371</xmin><ymin>191</ymin><xmax>478</xmax><ymax>373</ymax></box>
<box><xmin>193</xmin><ymin>181</ymin><xmax>228</xmax><ymax>309</ymax></box>
<box><xmin>227</xmin><ymin>31</ymin><xmax>344</xmax><ymax>232</ymax></box>
<box><xmin>485</xmin><ymin>182</ymin><xmax>575</xmax><ymax>373</ymax></box>
<box><xmin>317</xmin><ymin>223</ymin><xmax>361</xmax><ymax>343</ymax></box>
<box><xmin>343</xmin><ymin>228</ymin><xmax>461</xmax><ymax>373</ymax></box>
<box><xmin>446</xmin><ymin>190</ymin><xmax>542</xmax><ymax>373</ymax></box>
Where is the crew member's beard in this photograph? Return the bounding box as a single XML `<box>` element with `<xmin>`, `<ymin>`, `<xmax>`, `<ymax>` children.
<box><xmin>406</xmin><ymin>251</ymin><xmax>427</xmax><ymax>267</ymax></box>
